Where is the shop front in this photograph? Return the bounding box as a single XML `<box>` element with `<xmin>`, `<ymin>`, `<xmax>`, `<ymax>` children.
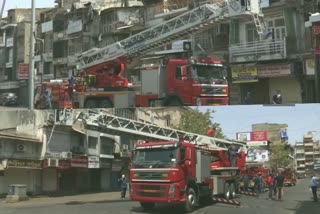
<box><xmin>1</xmin><ymin>159</ymin><xmax>42</xmax><ymax>195</ymax></box>
<box><xmin>230</xmin><ymin>63</ymin><xmax>302</xmax><ymax>104</ymax></box>
<box><xmin>303</xmin><ymin>57</ymin><xmax>316</xmax><ymax>103</ymax></box>
<box><xmin>257</xmin><ymin>64</ymin><xmax>302</xmax><ymax>104</ymax></box>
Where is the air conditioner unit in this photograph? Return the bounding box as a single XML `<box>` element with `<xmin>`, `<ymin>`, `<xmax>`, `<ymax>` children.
<box><xmin>16</xmin><ymin>144</ymin><xmax>26</xmax><ymax>152</ymax></box>
<box><xmin>48</xmin><ymin>158</ymin><xmax>59</xmax><ymax>167</ymax></box>
<box><xmin>61</xmin><ymin>152</ymin><xmax>72</xmax><ymax>159</ymax></box>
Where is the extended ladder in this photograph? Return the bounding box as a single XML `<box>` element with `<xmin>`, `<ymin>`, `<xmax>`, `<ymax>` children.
<box><xmin>252</xmin><ymin>13</ymin><xmax>267</xmax><ymax>38</ymax></box>
<box><xmin>75</xmin><ymin>110</ymin><xmax>246</xmax><ymax>150</ymax></box>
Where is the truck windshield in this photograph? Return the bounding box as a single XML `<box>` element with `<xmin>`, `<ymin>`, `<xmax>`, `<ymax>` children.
<box><xmin>192</xmin><ymin>64</ymin><xmax>227</xmax><ymax>84</ymax></box>
<box><xmin>132</xmin><ymin>147</ymin><xmax>179</xmax><ymax>168</ymax></box>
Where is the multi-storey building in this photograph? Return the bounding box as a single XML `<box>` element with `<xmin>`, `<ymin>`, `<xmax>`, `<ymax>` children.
<box><xmin>294</xmin><ymin>142</ymin><xmax>305</xmax><ymax>174</ymax></box>
<box><xmin>228</xmin><ymin>0</ymin><xmax>309</xmax><ymax>105</ymax></box>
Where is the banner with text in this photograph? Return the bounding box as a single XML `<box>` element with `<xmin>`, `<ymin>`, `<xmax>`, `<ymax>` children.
<box><xmin>231</xmin><ymin>66</ymin><xmax>258</xmax><ymax>83</ymax></box>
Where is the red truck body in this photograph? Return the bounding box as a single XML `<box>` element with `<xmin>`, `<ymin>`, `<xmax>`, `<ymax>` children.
<box><xmin>130</xmin><ymin>140</ymin><xmax>244</xmax><ymax>212</ymax></box>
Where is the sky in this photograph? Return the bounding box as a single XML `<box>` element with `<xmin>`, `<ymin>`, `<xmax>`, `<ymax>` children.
<box><xmin>196</xmin><ymin>104</ymin><xmax>320</xmax><ymax>145</ymax></box>
<box><xmin>2</xmin><ymin>0</ymin><xmax>55</xmax><ymax>17</ymax></box>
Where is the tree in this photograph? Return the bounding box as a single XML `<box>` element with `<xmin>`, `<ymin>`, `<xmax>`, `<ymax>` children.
<box><xmin>268</xmin><ymin>143</ymin><xmax>291</xmax><ymax>169</ymax></box>
<box><xmin>175</xmin><ymin>107</ymin><xmax>225</xmax><ymax>138</ymax></box>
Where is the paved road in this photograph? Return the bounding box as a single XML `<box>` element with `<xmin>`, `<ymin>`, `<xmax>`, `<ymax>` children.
<box><xmin>0</xmin><ymin>179</ymin><xmax>319</xmax><ymax>214</ymax></box>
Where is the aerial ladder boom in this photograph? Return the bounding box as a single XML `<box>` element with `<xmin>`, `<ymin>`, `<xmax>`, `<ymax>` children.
<box><xmin>74</xmin><ymin>110</ymin><xmax>246</xmax><ymax>150</ymax></box>
<box><xmin>76</xmin><ymin>0</ymin><xmax>265</xmax><ymax>71</ymax></box>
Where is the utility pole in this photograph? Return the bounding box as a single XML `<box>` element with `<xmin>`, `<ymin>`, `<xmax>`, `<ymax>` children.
<box><xmin>29</xmin><ymin>0</ymin><xmax>35</xmax><ymax>110</ymax></box>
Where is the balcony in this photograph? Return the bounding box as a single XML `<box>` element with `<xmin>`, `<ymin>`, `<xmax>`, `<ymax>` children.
<box><xmin>229</xmin><ymin>39</ymin><xmax>287</xmax><ymax>63</ymax></box>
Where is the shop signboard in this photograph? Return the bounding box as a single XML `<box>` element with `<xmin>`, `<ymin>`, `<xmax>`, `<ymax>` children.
<box><xmin>231</xmin><ymin>66</ymin><xmax>258</xmax><ymax>83</ymax></box>
<box><xmin>71</xmin><ymin>158</ymin><xmax>88</xmax><ymax>168</ymax></box>
<box><xmin>258</xmin><ymin>64</ymin><xmax>292</xmax><ymax>78</ymax></box>
<box><xmin>7</xmin><ymin>159</ymin><xmax>41</xmax><ymax>169</ymax></box>
<box><xmin>88</xmin><ymin>156</ymin><xmax>100</xmax><ymax>168</ymax></box>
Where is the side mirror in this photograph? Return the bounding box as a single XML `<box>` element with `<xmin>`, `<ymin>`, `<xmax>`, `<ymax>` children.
<box><xmin>184</xmin><ymin>160</ymin><xmax>191</xmax><ymax>166</ymax></box>
<box><xmin>186</xmin><ymin>147</ymin><xmax>192</xmax><ymax>160</ymax></box>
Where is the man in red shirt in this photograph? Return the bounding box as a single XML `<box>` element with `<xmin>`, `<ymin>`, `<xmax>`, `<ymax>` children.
<box><xmin>207</xmin><ymin>126</ymin><xmax>216</xmax><ymax>137</ymax></box>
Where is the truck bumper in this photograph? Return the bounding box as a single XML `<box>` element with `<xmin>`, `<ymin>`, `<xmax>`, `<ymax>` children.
<box><xmin>192</xmin><ymin>96</ymin><xmax>228</xmax><ymax>106</ymax></box>
<box><xmin>130</xmin><ymin>182</ymin><xmax>186</xmax><ymax>204</ymax></box>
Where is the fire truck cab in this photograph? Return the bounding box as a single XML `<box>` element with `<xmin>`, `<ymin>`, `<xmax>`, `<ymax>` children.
<box><xmin>135</xmin><ymin>40</ymin><xmax>229</xmax><ymax>107</ymax></box>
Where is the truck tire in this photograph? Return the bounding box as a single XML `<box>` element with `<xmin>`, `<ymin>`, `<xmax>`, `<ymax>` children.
<box><xmin>185</xmin><ymin>187</ymin><xmax>197</xmax><ymax>213</ymax></box>
<box><xmin>140</xmin><ymin>202</ymin><xmax>155</xmax><ymax>211</ymax></box>
<box><xmin>230</xmin><ymin>183</ymin><xmax>236</xmax><ymax>199</ymax></box>
<box><xmin>84</xmin><ymin>99</ymin><xmax>97</xmax><ymax>108</ymax></box>
<box><xmin>224</xmin><ymin>183</ymin><xmax>231</xmax><ymax>200</ymax></box>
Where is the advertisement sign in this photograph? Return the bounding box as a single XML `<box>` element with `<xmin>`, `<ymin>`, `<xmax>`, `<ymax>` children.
<box><xmin>236</xmin><ymin>132</ymin><xmax>251</xmax><ymax>142</ymax></box>
<box><xmin>18</xmin><ymin>63</ymin><xmax>29</xmax><ymax>80</ymax></box>
<box><xmin>7</xmin><ymin>159</ymin><xmax>41</xmax><ymax>169</ymax></box>
<box><xmin>231</xmin><ymin>66</ymin><xmax>258</xmax><ymax>83</ymax></box>
<box><xmin>251</xmin><ymin>131</ymin><xmax>268</xmax><ymax>141</ymax></box>
<box><xmin>258</xmin><ymin>64</ymin><xmax>292</xmax><ymax>78</ymax></box>
<box><xmin>246</xmin><ymin>147</ymin><xmax>269</xmax><ymax>163</ymax></box>
<box><xmin>88</xmin><ymin>156</ymin><xmax>100</xmax><ymax>168</ymax></box>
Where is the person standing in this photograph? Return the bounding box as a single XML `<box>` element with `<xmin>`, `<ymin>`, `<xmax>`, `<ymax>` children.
<box><xmin>118</xmin><ymin>174</ymin><xmax>128</xmax><ymax>199</ymax></box>
<box><xmin>228</xmin><ymin>143</ymin><xmax>238</xmax><ymax>167</ymax></box>
<box><xmin>42</xmin><ymin>89</ymin><xmax>52</xmax><ymax>109</ymax></box>
<box><xmin>266</xmin><ymin>173</ymin><xmax>275</xmax><ymax>200</ymax></box>
<box><xmin>272</xmin><ymin>90</ymin><xmax>282</xmax><ymax>104</ymax></box>
<box><xmin>310</xmin><ymin>174</ymin><xmax>319</xmax><ymax>202</ymax></box>
<box><xmin>275</xmin><ymin>172</ymin><xmax>285</xmax><ymax>201</ymax></box>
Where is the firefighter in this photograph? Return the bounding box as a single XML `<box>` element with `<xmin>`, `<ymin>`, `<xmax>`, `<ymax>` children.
<box><xmin>228</xmin><ymin>143</ymin><xmax>238</xmax><ymax>167</ymax></box>
<box><xmin>207</xmin><ymin>126</ymin><xmax>216</xmax><ymax>137</ymax></box>
<box><xmin>118</xmin><ymin>174</ymin><xmax>128</xmax><ymax>199</ymax></box>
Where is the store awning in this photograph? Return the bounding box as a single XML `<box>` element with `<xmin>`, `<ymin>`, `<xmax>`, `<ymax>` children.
<box><xmin>0</xmin><ymin>129</ymin><xmax>42</xmax><ymax>143</ymax></box>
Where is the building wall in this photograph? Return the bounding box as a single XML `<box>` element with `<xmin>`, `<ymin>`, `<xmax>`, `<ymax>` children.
<box><xmin>1</xmin><ymin>168</ymin><xmax>41</xmax><ymax>195</ymax></box>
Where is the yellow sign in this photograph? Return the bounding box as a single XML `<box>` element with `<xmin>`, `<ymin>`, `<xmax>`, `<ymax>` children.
<box><xmin>231</xmin><ymin>66</ymin><xmax>258</xmax><ymax>83</ymax></box>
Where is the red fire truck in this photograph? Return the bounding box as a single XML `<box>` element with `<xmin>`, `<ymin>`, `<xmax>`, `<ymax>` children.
<box><xmin>42</xmin><ymin>1</ymin><xmax>265</xmax><ymax>109</ymax></box>
<box><xmin>76</xmin><ymin>110</ymin><xmax>247</xmax><ymax>212</ymax></box>
<box><xmin>279</xmin><ymin>168</ymin><xmax>297</xmax><ymax>186</ymax></box>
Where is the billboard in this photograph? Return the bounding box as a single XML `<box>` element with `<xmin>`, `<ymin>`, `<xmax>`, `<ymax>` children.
<box><xmin>236</xmin><ymin>131</ymin><xmax>269</xmax><ymax>163</ymax></box>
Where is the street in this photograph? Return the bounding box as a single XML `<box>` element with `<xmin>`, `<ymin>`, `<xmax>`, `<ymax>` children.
<box><xmin>0</xmin><ymin>179</ymin><xmax>319</xmax><ymax>214</ymax></box>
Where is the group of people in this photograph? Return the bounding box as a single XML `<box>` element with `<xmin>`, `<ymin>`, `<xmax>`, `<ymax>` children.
<box><xmin>241</xmin><ymin>171</ymin><xmax>319</xmax><ymax>202</ymax></box>
<box><xmin>243</xmin><ymin>89</ymin><xmax>283</xmax><ymax>105</ymax></box>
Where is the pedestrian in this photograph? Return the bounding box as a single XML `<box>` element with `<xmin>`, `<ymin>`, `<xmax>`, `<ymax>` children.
<box><xmin>275</xmin><ymin>171</ymin><xmax>285</xmax><ymax>201</ymax></box>
<box><xmin>42</xmin><ymin>89</ymin><xmax>52</xmax><ymax>109</ymax></box>
<box><xmin>243</xmin><ymin>172</ymin><xmax>250</xmax><ymax>192</ymax></box>
<box><xmin>273</xmin><ymin>172</ymin><xmax>278</xmax><ymax>196</ymax></box>
<box><xmin>118</xmin><ymin>174</ymin><xmax>128</xmax><ymax>199</ymax></box>
<box><xmin>254</xmin><ymin>172</ymin><xmax>263</xmax><ymax>194</ymax></box>
<box><xmin>272</xmin><ymin>90</ymin><xmax>282</xmax><ymax>104</ymax></box>
<box><xmin>310</xmin><ymin>174</ymin><xmax>319</xmax><ymax>202</ymax></box>
<box><xmin>266</xmin><ymin>173</ymin><xmax>275</xmax><ymax>200</ymax></box>
<box><xmin>228</xmin><ymin>143</ymin><xmax>238</xmax><ymax>167</ymax></box>
<box><xmin>68</xmin><ymin>76</ymin><xmax>75</xmax><ymax>99</ymax></box>
<box><xmin>243</xmin><ymin>91</ymin><xmax>253</xmax><ymax>104</ymax></box>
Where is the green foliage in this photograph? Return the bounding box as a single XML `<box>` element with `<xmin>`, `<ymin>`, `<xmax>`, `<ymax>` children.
<box><xmin>269</xmin><ymin>143</ymin><xmax>291</xmax><ymax>169</ymax></box>
<box><xmin>175</xmin><ymin>107</ymin><xmax>225</xmax><ymax>138</ymax></box>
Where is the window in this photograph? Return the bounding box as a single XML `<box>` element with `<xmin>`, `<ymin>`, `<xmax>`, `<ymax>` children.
<box><xmin>88</xmin><ymin>136</ymin><xmax>98</xmax><ymax>149</ymax></box>
<box><xmin>100</xmin><ymin>137</ymin><xmax>114</xmax><ymax>155</ymax></box>
<box><xmin>246</xmin><ymin>23</ymin><xmax>259</xmax><ymax>42</ymax></box>
<box><xmin>180</xmin><ymin>148</ymin><xmax>186</xmax><ymax>161</ymax></box>
<box><xmin>176</xmin><ymin>66</ymin><xmax>182</xmax><ymax>80</ymax></box>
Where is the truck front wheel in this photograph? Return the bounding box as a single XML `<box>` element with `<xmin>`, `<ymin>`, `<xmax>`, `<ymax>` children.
<box><xmin>185</xmin><ymin>187</ymin><xmax>197</xmax><ymax>213</ymax></box>
<box><xmin>140</xmin><ymin>202</ymin><xmax>155</xmax><ymax>211</ymax></box>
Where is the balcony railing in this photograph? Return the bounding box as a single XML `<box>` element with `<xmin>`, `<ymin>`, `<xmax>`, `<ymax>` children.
<box><xmin>229</xmin><ymin>38</ymin><xmax>287</xmax><ymax>63</ymax></box>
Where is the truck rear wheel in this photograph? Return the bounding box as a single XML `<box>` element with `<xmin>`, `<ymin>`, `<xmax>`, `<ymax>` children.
<box><xmin>230</xmin><ymin>183</ymin><xmax>236</xmax><ymax>199</ymax></box>
<box><xmin>185</xmin><ymin>187</ymin><xmax>197</xmax><ymax>213</ymax></box>
<box><xmin>140</xmin><ymin>202</ymin><xmax>155</xmax><ymax>210</ymax></box>
<box><xmin>224</xmin><ymin>183</ymin><xmax>231</xmax><ymax>200</ymax></box>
